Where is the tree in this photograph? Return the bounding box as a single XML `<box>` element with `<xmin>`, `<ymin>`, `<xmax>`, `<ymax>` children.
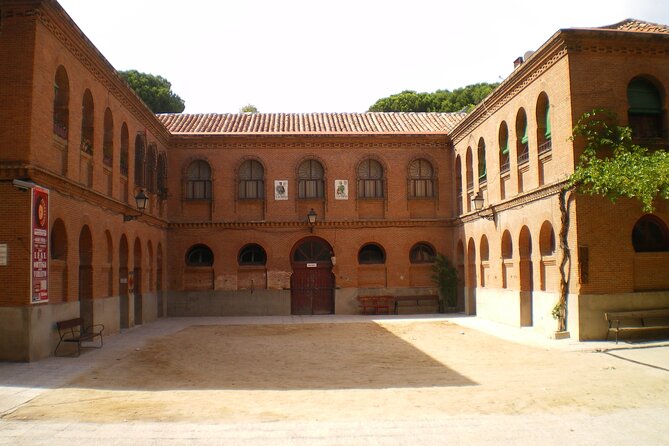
<box><xmin>119</xmin><ymin>70</ymin><xmax>185</xmax><ymax>113</ymax></box>
<box><xmin>240</xmin><ymin>104</ymin><xmax>259</xmax><ymax>113</ymax></box>
<box><xmin>368</xmin><ymin>83</ymin><xmax>499</xmax><ymax>113</ymax></box>
<box><xmin>431</xmin><ymin>253</ymin><xmax>458</xmax><ymax>312</ymax></box>
<box><xmin>553</xmin><ymin>109</ymin><xmax>669</xmax><ymax>331</ymax></box>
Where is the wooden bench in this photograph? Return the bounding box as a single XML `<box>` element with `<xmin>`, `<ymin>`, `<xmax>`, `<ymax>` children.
<box><xmin>358</xmin><ymin>296</ymin><xmax>393</xmax><ymax>315</ymax></box>
<box><xmin>393</xmin><ymin>295</ymin><xmax>440</xmax><ymax>315</ymax></box>
<box><xmin>55</xmin><ymin>317</ymin><xmax>104</xmax><ymax>357</ymax></box>
<box><xmin>605</xmin><ymin>308</ymin><xmax>669</xmax><ymax>344</ymax></box>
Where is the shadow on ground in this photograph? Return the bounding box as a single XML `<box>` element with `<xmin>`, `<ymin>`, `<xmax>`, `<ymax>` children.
<box><xmin>64</xmin><ymin>323</ymin><xmax>476</xmax><ymax>391</ymax></box>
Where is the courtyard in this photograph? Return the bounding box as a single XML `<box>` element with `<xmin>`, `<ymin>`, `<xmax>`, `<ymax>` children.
<box><xmin>0</xmin><ymin>315</ymin><xmax>668</xmax><ymax>444</ymax></box>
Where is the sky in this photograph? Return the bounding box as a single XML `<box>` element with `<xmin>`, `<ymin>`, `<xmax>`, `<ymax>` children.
<box><xmin>57</xmin><ymin>0</ymin><xmax>669</xmax><ymax>114</ymax></box>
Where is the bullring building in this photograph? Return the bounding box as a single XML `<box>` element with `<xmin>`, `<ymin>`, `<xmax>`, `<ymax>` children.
<box><xmin>1</xmin><ymin>0</ymin><xmax>669</xmax><ymax>360</ymax></box>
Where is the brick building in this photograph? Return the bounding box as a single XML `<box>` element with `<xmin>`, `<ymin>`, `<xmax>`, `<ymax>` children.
<box><xmin>1</xmin><ymin>0</ymin><xmax>668</xmax><ymax>360</ymax></box>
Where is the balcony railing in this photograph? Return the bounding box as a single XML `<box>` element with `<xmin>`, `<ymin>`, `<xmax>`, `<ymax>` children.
<box><xmin>538</xmin><ymin>139</ymin><xmax>552</xmax><ymax>155</ymax></box>
<box><xmin>53</xmin><ymin>122</ymin><xmax>68</xmax><ymax>140</ymax></box>
<box><xmin>517</xmin><ymin>150</ymin><xmax>530</xmax><ymax>165</ymax></box>
<box><xmin>500</xmin><ymin>160</ymin><xmax>510</xmax><ymax>173</ymax></box>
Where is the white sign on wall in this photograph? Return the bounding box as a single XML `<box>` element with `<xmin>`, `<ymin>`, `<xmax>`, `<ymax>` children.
<box><xmin>0</xmin><ymin>244</ymin><xmax>7</xmax><ymax>266</ymax></box>
<box><xmin>335</xmin><ymin>180</ymin><xmax>348</xmax><ymax>200</ymax></box>
<box><xmin>274</xmin><ymin>180</ymin><xmax>288</xmax><ymax>200</ymax></box>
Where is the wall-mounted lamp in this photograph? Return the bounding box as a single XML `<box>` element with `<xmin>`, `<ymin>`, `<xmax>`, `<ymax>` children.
<box><xmin>123</xmin><ymin>189</ymin><xmax>149</xmax><ymax>222</ymax></box>
<box><xmin>307</xmin><ymin>208</ymin><xmax>317</xmax><ymax>232</ymax></box>
<box><xmin>472</xmin><ymin>191</ymin><xmax>495</xmax><ymax>221</ymax></box>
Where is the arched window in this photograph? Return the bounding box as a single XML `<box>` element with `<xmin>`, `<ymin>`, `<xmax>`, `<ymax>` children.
<box><xmin>81</xmin><ymin>90</ymin><xmax>94</xmax><ymax>154</ymax></box>
<box><xmin>186</xmin><ymin>244</ymin><xmax>214</xmax><ymax>266</ymax></box>
<box><xmin>134</xmin><ymin>134</ymin><xmax>145</xmax><ymax>187</ymax></box>
<box><xmin>120</xmin><ymin>123</ymin><xmax>129</xmax><ymax>176</ymax></box>
<box><xmin>516</xmin><ymin>108</ymin><xmax>529</xmax><ymax>165</ymax></box>
<box><xmin>358</xmin><ymin>243</ymin><xmax>385</xmax><ymax>264</ymax></box>
<box><xmin>501</xmin><ymin>230</ymin><xmax>513</xmax><ymax>259</ymax></box>
<box><xmin>628</xmin><ymin>77</ymin><xmax>664</xmax><ymax>139</ymax></box>
<box><xmin>499</xmin><ymin>122</ymin><xmax>510</xmax><ymax>173</ymax></box>
<box><xmin>146</xmin><ymin>143</ymin><xmax>157</xmax><ymax>193</ymax></box>
<box><xmin>540</xmin><ymin>221</ymin><xmax>556</xmax><ymax>256</ymax></box>
<box><xmin>632</xmin><ymin>215</ymin><xmax>669</xmax><ymax>252</ymax></box>
<box><xmin>455</xmin><ymin>155</ymin><xmax>463</xmax><ymax>215</ymax></box>
<box><xmin>465</xmin><ymin>147</ymin><xmax>473</xmax><ymax>190</ymax></box>
<box><xmin>408</xmin><ymin>159</ymin><xmax>435</xmax><ymax>198</ymax></box>
<box><xmin>410</xmin><ymin>243</ymin><xmax>435</xmax><ymax>263</ymax></box>
<box><xmin>477</xmin><ymin>138</ymin><xmax>487</xmax><ymax>183</ymax></box>
<box><xmin>157</xmin><ymin>152</ymin><xmax>167</xmax><ymax>197</ymax></box>
<box><xmin>103</xmin><ymin>108</ymin><xmax>113</xmax><ymax>166</ymax></box>
<box><xmin>53</xmin><ymin>66</ymin><xmax>69</xmax><ymax>140</ymax></box>
<box><xmin>357</xmin><ymin>159</ymin><xmax>384</xmax><ymax>199</ymax></box>
<box><xmin>186</xmin><ymin>160</ymin><xmax>212</xmax><ymax>200</ymax></box>
<box><xmin>536</xmin><ymin>93</ymin><xmax>552</xmax><ymax>154</ymax></box>
<box><xmin>238</xmin><ymin>244</ymin><xmax>267</xmax><ymax>265</ymax></box>
<box><xmin>298</xmin><ymin>159</ymin><xmax>324</xmax><ymax>199</ymax></box>
<box><xmin>238</xmin><ymin>159</ymin><xmax>264</xmax><ymax>199</ymax></box>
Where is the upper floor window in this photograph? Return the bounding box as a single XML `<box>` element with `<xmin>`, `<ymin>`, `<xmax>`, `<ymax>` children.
<box><xmin>120</xmin><ymin>123</ymin><xmax>129</xmax><ymax>176</ymax></box>
<box><xmin>157</xmin><ymin>152</ymin><xmax>168</xmax><ymax>198</ymax></box>
<box><xmin>53</xmin><ymin>66</ymin><xmax>69</xmax><ymax>140</ymax></box>
<box><xmin>358</xmin><ymin>243</ymin><xmax>386</xmax><ymax>264</ymax></box>
<box><xmin>537</xmin><ymin>93</ymin><xmax>552</xmax><ymax>155</ymax></box>
<box><xmin>627</xmin><ymin>77</ymin><xmax>664</xmax><ymax>139</ymax></box>
<box><xmin>186</xmin><ymin>244</ymin><xmax>214</xmax><ymax>267</ymax></box>
<box><xmin>499</xmin><ymin>122</ymin><xmax>510</xmax><ymax>173</ymax></box>
<box><xmin>238</xmin><ymin>159</ymin><xmax>264</xmax><ymax>199</ymax></box>
<box><xmin>516</xmin><ymin>108</ymin><xmax>529</xmax><ymax>165</ymax></box>
<box><xmin>103</xmin><ymin>108</ymin><xmax>114</xmax><ymax>167</ymax></box>
<box><xmin>134</xmin><ymin>134</ymin><xmax>145</xmax><ymax>187</ymax></box>
<box><xmin>81</xmin><ymin>90</ymin><xmax>94</xmax><ymax>155</ymax></box>
<box><xmin>408</xmin><ymin>158</ymin><xmax>435</xmax><ymax>198</ymax></box>
<box><xmin>632</xmin><ymin>215</ymin><xmax>669</xmax><ymax>252</ymax></box>
<box><xmin>298</xmin><ymin>159</ymin><xmax>324</xmax><ymax>199</ymax></box>
<box><xmin>357</xmin><ymin>159</ymin><xmax>384</xmax><ymax>199</ymax></box>
<box><xmin>186</xmin><ymin>160</ymin><xmax>212</xmax><ymax>200</ymax></box>
<box><xmin>238</xmin><ymin>244</ymin><xmax>267</xmax><ymax>265</ymax></box>
<box><xmin>465</xmin><ymin>147</ymin><xmax>474</xmax><ymax>190</ymax></box>
<box><xmin>146</xmin><ymin>143</ymin><xmax>158</xmax><ymax>193</ymax></box>
<box><xmin>477</xmin><ymin>138</ymin><xmax>487</xmax><ymax>183</ymax></box>
<box><xmin>410</xmin><ymin>243</ymin><xmax>435</xmax><ymax>263</ymax></box>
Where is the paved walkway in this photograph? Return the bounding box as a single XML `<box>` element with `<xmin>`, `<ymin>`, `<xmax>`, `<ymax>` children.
<box><xmin>1</xmin><ymin>315</ymin><xmax>668</xmax><ymax>445</ymax></box>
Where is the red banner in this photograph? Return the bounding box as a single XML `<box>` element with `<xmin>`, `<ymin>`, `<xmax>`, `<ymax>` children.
<box><xmin>31</xmin><ymin>186</ymin><xmax>49</xmax><ymax>304</ymax></box>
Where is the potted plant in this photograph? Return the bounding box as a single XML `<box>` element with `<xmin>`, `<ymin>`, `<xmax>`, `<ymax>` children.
<box><xmin>431</xmin><ymin>253</ymin><xmax>458</xmax><ymax>313</ymax></box>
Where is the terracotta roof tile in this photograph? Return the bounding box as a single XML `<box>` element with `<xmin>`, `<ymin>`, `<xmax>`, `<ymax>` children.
<box><xmin>597</xmin><ymin>18</ymin><xmax>669</xmax><ymax>34</ymax></box>
<box><xmin>157</xmin><ymin>112</ymin><xmax>465</xmax><ymax>135</ymax></box>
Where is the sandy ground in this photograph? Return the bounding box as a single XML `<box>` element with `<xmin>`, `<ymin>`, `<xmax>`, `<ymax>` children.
<box><xmin>6</xmin><ymin>321</ymin><xmax>669</xmax><ymax>423</ymax></box>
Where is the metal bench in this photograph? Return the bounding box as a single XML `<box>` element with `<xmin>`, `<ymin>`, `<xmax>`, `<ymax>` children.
<box><xmin>393</xmin><ymin>295</ymin><xmax>439</xmax><ymax>315</ymax></box>
<box><xmin>55</xmin><ymin>317</ymin><xmax>104</xmax><ymax>357</ymax></box>
<box><xmin>605</xmin><ymin>308</ymin><xmax>669</xmax><ymax>344</ymax></box>
<box><xmin>358</xmin><ymin>296</ymin><xmax>393</xmax><ymax>315</ymax></box>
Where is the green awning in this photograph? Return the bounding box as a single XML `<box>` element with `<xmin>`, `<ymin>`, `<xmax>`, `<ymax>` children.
<box><xmin>545</xmin><ymin>105</ymin><xmax>552</xmax><ymax>139</ymax></box>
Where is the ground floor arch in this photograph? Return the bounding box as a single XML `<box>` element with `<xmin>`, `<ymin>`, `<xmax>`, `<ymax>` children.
<box><xmin>290</xmin><ymin>237</ymin><xmax>335</xmax><ymax>315</ymax></box>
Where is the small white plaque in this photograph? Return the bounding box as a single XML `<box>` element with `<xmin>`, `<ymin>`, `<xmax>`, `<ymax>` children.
<box><xmin>0</xmin><ymin>244</ymin><xmax>7</xmax><ymax>266</ymax></box>
<box><xmin>306</xmin><ymin>263</ymin><xmax>317</xmax><ymax>268</ymax></box>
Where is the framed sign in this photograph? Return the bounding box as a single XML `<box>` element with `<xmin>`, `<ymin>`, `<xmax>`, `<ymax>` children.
<box><xmin>31</xmin><ymin>185</ymin><xmax>49</xmax><ymax>303</ymax></box>
<box><xmin>335</xmin><ymin>180</ymin><xmax>348</xmax><ymax>200</ymax></box>
<box><xmin>274</xmin><ymin>180</ymin><xmax>288</xmax><ymax>200</ymax></box>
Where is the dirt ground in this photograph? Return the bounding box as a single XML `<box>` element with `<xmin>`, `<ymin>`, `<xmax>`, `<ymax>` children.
<box><xmin>7</xmin><ymin>321</ymin><xmax>669</xmax><ymax>423</ymax></box>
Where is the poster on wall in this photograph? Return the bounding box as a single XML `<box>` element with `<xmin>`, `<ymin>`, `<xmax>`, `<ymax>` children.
<box><xmin>335</xmin><ymin>180</ymin><xmax>348</xmax><ymax>200</ymax></box>
<box><xmin>274</xmin><ymin>180</ymin><xmax>288</xmax><ymax>200</ymax></box>
<box><xmin>31</xmin><ymin>185</ymin><xmax>49</xmax><ymax>304</ymax></box>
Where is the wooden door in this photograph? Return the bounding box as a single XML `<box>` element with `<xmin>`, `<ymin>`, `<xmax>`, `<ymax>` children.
<box><xmin>291</xmin><ymin>238</ymin><xmax>334</xmax><ymax>315</ymax></box>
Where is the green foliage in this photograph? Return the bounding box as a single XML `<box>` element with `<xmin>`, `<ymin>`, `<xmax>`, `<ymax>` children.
<box><xmin>119</xmin><ymin>70</ymin><xmax>185</xmax><ymax>113</ymax></box>
<box><xmin>431</xmin><ymin>253</ymin><xmax>458</xmax><ymax>311</ymax></box>
<box><xmin>240</xmin><ymin>104</ymin><xmax>259</xmax><ymax>113</ymax></box>
<box><xmin>569</xmin><ymin>109</ymin><xmax>669</xmax><ymax>212</ymax></box>
<box><xmin>368</xmin><ymin>83</ymin><xmax>499</xmax><ymax>113</ymax></box>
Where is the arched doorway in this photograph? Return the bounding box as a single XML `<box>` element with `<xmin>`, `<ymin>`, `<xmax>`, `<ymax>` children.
<box><xmin>133</xmin><ymin>238</ymin><xmax>143</xmax><ymax>325</ymax></box>
<box><xmin>290</xmin><ymin>237</ymin><xmax>334</xmax><ymax>315</ymax></box>
<box><xmin>119</xmin><ymin>235</ymin><xmax>129</xmax><ymax>328</ymax></box>
<box><xmin>519</xmin><ymin>226</ymin><xmax>533</xmax><ymax>327</ymax></box>
<box><xmin>78</xmin><ymin>226</ymin><xmax>93</xmax><ymax>327</ymax></box>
